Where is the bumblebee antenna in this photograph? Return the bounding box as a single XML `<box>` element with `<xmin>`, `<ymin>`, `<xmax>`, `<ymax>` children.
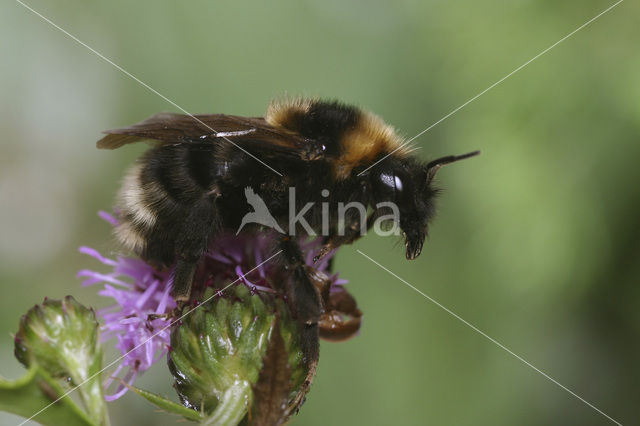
<box><xmin>426</xmin><ymin>150</ymin><xmax>480</xmax><ymax>181</ymax></box>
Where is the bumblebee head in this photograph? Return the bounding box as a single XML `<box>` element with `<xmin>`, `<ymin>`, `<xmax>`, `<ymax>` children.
<box><xmin>369</xmin><ymin>150</ymin><xmax>480</xmax><ymax>260</ymax></box>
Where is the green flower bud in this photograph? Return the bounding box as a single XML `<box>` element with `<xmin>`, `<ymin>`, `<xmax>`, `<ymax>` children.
<box><xmin>168</xmin><ymin>285</ymin><xmax>308</xmax><ymax>425</ymax></box>
<box><xmin>14</xmin><ymin>296</ymin><xmax>108</xmax><ymax>425</ymax></box>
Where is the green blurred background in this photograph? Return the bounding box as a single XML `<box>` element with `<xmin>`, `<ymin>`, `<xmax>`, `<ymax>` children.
<box><xmin>1</xmin><ymin>0</ymin><xmax>638</xmax><ymax>424</ymax></box>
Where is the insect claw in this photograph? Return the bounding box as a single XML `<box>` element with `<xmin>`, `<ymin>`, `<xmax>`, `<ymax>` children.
<box><xmin>313</xmin><ymin>244</ymin><xmax>332</xmax><ymax>263</ymax></box>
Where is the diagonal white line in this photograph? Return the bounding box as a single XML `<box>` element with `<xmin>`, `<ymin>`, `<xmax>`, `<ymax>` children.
<box><xmin>357</xmin><ymin>250</ymin><xmax>622</xmax><ymax>425</ymax></box>
<box><xmin>17</xmin><ymin>250</ymin><xmax>283</xmax><ymax>426</ymax></box>
<box><xmin>15</xmin><ymin>0</ymin><xmax>283</xmax><ymax>177</ymax></box>
<box><xmin>358</xmin><ymin>0</ymin><xmax>624</xmax><ymax>176</ymax></box>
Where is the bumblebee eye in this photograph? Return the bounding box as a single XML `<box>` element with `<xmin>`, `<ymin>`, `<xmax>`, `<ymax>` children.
<box><xmin>394</xmin><ymin>175</ymin><xmax>403</xmax><ymax>193</ymax></box>
<box><xmin>379</xmin><ymin>172</ymin><xmax>395</xmax><ymax>190</ymax></box>
<box><xmin>378</xmin><ymin>172</ymin><xmax>405</xmax><ymax>199</ymax></box>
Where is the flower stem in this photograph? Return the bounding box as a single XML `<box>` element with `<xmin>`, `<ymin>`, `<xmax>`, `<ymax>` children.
<box><xmin>79</xmin><ymin>378</ymin><xmax>110</xmax><ymax>426</ymax></box>
<box><xmin>200</xmin><ymin>380</ymin><xmax>251</xmax><ymax>426</ymax></box>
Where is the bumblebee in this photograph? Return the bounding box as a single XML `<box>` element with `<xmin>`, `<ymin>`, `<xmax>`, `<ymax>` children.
<box><xmin>98</xmin><ymin>98</ymin><xmax>478</xmax><ymax>324</ymax></box>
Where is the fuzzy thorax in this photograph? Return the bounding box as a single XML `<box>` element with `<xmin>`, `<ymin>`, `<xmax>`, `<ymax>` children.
<box><xmin>266</xmin><ymin>97</ymin><xmax>411</xmax><ymax>179</ymax></box>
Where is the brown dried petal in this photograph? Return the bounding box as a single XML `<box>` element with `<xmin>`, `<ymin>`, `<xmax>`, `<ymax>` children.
<box><xmin>250</xmin><ymin>319</ymin><xmax>293</xmax><ymax>426</ymax></box>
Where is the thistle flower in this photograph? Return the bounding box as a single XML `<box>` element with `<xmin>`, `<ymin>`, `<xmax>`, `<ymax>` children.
<box><xmin>78</xmin><ymin>212</ymin><xmax>351</xmax><ymax>404</ymax></box>
<box><xmin>167</xmin><ymin>234</ymin><xmax>357</xmax><ymax>424</ymax></box>
<box><xmin>78</xmin><ymin>234</ymin><xmax>175</xmax><ymax>400</ymax></box>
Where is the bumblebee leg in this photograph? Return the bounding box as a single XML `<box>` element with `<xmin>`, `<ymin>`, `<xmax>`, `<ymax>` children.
<box><xmin>172</xmin><ymin>195</ymin><xmax>220</xmax><ymax>302</ymax></box>
<box><xmin>304</xmin><ymin>262</ymin><xmax>363</xmax><ymax>342</ymax></box>
<box><xmin>278</xmin><ymin>237</ymin><xmax>322</xmax><ymax>414</ymax></box>
<box><xmin>313</xmin><ymin>211</ymin><xmax>374</xmax><ymax>262</ymax></box>
<box><xmin>278</xmin><ymin>237</ymin><xmax>322</xmax><ymax>323</ymax></box>
<box><xmin>172</xmin><ymin>259</ymin><xmax>198</xmax><ymax>303</ymax></box>
<box><xmin>287</xmin><ymin>322</ymin><xmax>319</xmax><ymax>415</ymax></box>
<box><xmin>305</xmin><ymin>264</ymin><xmax>332</xmax><ymax>308</ymax></box>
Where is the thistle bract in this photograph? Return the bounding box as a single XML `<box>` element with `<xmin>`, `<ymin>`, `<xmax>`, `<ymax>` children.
<box><xmin>168</xmin><ymin>285</ymin><xmax>306</xmax><ymax>423</ymax></box>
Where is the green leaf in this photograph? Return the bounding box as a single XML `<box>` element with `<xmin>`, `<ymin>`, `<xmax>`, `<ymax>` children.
<box><xmin>0</xmin><ymin>365</ymin><xmax>95</xmax><ymax>426</ymax></box>
<box><xmin>128</xmin><ymin>386</ymin><xmax>203</xmax><ymax>422</ymax></box>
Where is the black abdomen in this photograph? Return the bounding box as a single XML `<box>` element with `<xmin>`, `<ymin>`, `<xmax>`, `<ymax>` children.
<box><xmin>115</xmin><ymin>143</ymin><xmax>217</xmax><ymax>266</ymax></box>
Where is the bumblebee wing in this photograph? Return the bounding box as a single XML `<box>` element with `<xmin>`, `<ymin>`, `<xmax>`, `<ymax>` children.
<box><xmin>97</xmin><ymin>113</ymin><xmax>308</xmax><ymax>152</ymax></box>
<box><xmin>97</xmin><ymin>113</ymin><xmax>188</xmax><ymax>149</ymax></box>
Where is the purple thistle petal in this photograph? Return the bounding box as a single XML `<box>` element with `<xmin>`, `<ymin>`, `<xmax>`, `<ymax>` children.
<box><xmin>103</xmin><ymin>362</ymin><xmax>125</xmax><ymax>390</ymax></box>
<box><xmin>156</xmin><ymin>285</ymin><xmax>172</xmax><ymax>315</ymax></box>
<box><xmin>135</xmin><ymin>280</ymin><xmax>159</xmax><ymax>309</ymax></box>
<box><xmin>104</xmin><ymin>368</ymin><xmax>137</xmax><ymax>401</ymax></box>
<box><xmin>98</xmin><ymin>211</ymin><xmax>119</xmax><ymax>226</ymax></box>
<box><xmin>79</xmin><ymin>246</ymin><xmax>118</xmax><ymax>266</ymax></box>
<box><xmin>78</xmin><ymin>270</ymin><xmax>132</xmax><ymax>288</ymax></box>
<box><xmin>80</xmin><ymin>245</ymin><xmax>174</xmax><ymax>400</ymax></box>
